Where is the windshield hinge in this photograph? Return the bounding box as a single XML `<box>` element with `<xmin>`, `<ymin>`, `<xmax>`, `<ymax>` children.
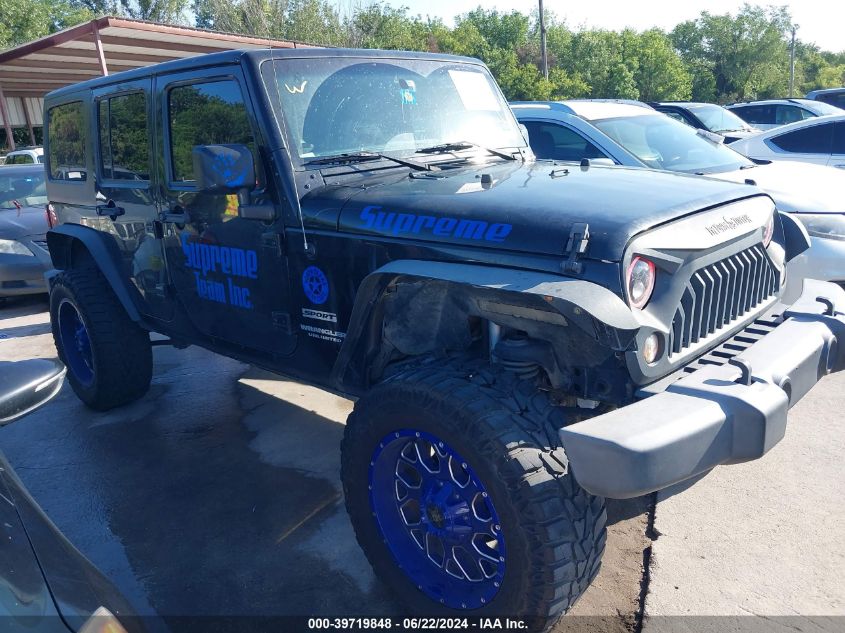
<box><xmin>562</xmin><ymin>222</ymin><xmax>590</xmax><ymax>274</ymax></box>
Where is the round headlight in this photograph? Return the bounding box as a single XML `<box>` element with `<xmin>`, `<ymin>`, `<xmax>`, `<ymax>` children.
<box><xmin>627</xmin><ymin>256</ymin><xmax>655</xmax><ymax>309</ymax></box>
<box><xmin>762</xmin><ymin>211</ymin><xmax>775</xmax><ymax>247</ymax></box>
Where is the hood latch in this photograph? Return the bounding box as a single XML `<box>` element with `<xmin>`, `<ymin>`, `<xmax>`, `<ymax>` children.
<box><xmin>562</xmin><ymin>222</ymin><xmax>590</xmax><ymax>274</ymax></box>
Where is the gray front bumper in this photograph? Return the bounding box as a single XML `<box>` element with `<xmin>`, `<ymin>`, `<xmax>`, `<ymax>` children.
<box><xmin>559</xmin><ymin>279</ymin><xmax>845</xmax><ymax>499</ymax></box>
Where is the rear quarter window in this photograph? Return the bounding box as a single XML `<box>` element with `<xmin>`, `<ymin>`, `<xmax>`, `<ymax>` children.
<box><xmin>770</xmin><ymin>123</ymin><xmax>834</xmax><ymax>154</ymax></box>
<box><xmin>47</xmin><ymin>101</ymin><xmax>87</xmax><ymax>181</ymax></box>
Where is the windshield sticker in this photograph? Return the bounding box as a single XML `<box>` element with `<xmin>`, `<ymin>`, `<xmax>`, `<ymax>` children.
<box><xmin>448</xmin><ymin>70</ymin><xmax>499</xmax><ymax>111</ymax></box>
<box><xmin>399</xmin><ymin>79</ymin><xmax>416</xmax><ymax>105</ymax></box>
<box><xmin>181</xmin><ymin>234</ymin><xmax>256</xmax><ymax>310</ymax></box>
<box><xmin>285</xmin><ymin>80</ymin><xmax>308</xmax><ymax>94</ymax></box>
<box><xmin>302</xmin><ymin>265</ymin><xmax>330</xmax><ymax>305</ymax></box>
<box><xmin>359</xmin><ymin>205</ymin><xmax>512</xmax><ymax>243</ymax></box>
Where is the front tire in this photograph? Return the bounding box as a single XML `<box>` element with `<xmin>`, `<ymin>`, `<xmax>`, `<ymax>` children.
<box><xmin>341</xmin><ymin>359</ymin><xmax>606</xmax><ymax>631</ymax></box>
<box><xmin>50</xmin><ymin>268</ymin><xmax>152</xmax><ymax>410</ymax></box>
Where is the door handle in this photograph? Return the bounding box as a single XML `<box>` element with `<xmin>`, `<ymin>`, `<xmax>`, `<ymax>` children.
<box><xmin>160</xmin><ymin>205</ymin><xmax>189</xmax><ymax>224</ymax></box>
<box><xmin>835</xmin><ymin>164</ymin><xmax>845</xmax><ymax>169</ymax></box>
<box><xmin>95</xmin><ymin>200</ymin><xmax>125</xmax><ymax>219</ymax></box>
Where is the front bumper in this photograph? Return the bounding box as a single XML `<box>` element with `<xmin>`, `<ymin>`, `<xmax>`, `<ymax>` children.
<box><xmin>559</xmin><ymin>279</ymin><xmax>845</xmax><ymax>499</ymax></box>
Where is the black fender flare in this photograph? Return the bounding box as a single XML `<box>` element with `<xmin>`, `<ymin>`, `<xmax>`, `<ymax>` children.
<box><xmin>46</xmin><ymin>224</ymin><xmax>143</xmax><ymax>323</ymax></box>
<box><xmin>331</xmin><ymin>260</ymin><xmax>640</xmax><ymax>392</ymax></box>
<box><xmin>779</xmin><ymin>212</ymin><xmax>812</xmax><ymax>263</ymax></box>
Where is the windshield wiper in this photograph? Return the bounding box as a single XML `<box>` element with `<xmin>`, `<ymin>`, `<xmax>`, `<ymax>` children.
<box><xmin>416</xmin><ymin>141</ymin><xmax>516</xmax><ymax>161</ymax></box>
<box><xmin>304</xmin><ymin>152</ymin><xmax>433</xmax><ymax>171</ymax></box>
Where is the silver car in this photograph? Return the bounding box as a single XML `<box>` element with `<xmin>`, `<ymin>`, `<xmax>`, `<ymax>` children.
<box><xmin>0</xmin><ymin>164</ymin><xmax>51</xmax><ymax>303</ymax></box>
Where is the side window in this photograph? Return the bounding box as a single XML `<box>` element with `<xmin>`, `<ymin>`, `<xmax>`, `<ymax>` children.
<box><xmin>98</xmin><ymin>92</ymin><xmax>150</xmax><ymax>181</ymax></box>
<box><xmin>775</xmin><ymin>105</ymin><xmax>810</xmax><ymax>125</ymax></box>
<box><xmin>732</xmin><ymin>105</ymin><xmax>772</xmax><ymax>125</ymax></box>
<box><xmin>833</xmin><ymin>122</ymin><xmax>845</xmax><ymax>155</ymax></box>
<box><xmin>524</xmin><ymin>121</ymin><xmax>610</xmax><ymax>162</ymax></box>
<box><xmin>47</xmin><ymin>101</ymin><xmax>87</xmax><ymax>181</ymax></box>
<box><xmin>770</xmin><ymin>123</ymin><xmax>834</xmax><ymax>154</ymax></box>
<box><xmin>662</xmin><ymin>110</ymin><xmax>689</xmax><ymax>125</ymax></box>
<box><xmin>820</xmin><ymin>93</ymin><xmax>845</xmax><ymax>109</ymax></box>
<box><xmin>168</xmin><ymin>79</ymin><xmax>259</xmax><ymax>184</ymax></box>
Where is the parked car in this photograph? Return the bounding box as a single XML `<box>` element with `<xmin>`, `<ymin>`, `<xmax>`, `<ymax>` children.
<box><xmin>43</xmin><ymin>48</ymin><xmax>845</xmax><ymax>629</ymax></box>
<box><xmin>511</xmin><ymin>100</ymin><xmax>845</xmax><ymax>287</ymax></box>
<box><xmin>3</xmin><ymin>146</ymin><xmax>44</xmax><ymax>165</ymax></box>
<box><xmin>806</xmin><ymin>87</ymin><xmax>845</xmax><ymax>109</ymax></box>
<box><xmin>0</xmin><ymin>164</ymin><xmax>52</xmax><ymax>303</ymax></box>
<box><xmin>727</xmin><ymin>113</ymin><xmax>845</xmax><ymax>168</ymax></box>
<box><xmin>650</xmin><ymin>101</ymin><xmax>759</xmax><ymax>142</ymax></box>
<box><xmin>725</xmin><ymin>98</ymin><xmax>843</xmax><ymax>130</ymax></box>
<box><xmin>0</xmin><ymin>359</ymin><xmax>138</xmax><ymax>632</ymax></box>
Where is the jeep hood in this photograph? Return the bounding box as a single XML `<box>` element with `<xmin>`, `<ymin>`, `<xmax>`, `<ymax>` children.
<box><xmin>315</xmin><ymin>160</ymin><xmax>766</xmax><ymax>262</ymax></box>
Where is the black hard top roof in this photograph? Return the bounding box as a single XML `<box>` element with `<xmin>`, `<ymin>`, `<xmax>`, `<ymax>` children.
<box><xmin>46</xmin><ymin>48</ymin><xmax>482</xmax><ymax>100</ymax></box>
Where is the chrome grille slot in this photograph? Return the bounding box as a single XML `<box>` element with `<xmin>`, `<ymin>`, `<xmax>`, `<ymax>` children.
<box><xmin>669</xmin><ymin>245</ymin><xmax>779</xmax><ymax>357</ymax></box>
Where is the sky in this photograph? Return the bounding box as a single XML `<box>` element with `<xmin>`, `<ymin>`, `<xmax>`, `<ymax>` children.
<box><xmin>349</xmin><ymin>0</ymin><xmax>845</xmax><ymax>53</ymax></box>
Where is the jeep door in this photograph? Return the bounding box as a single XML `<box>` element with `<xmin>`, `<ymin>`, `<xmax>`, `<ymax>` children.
<box><xmin>90</xmin><ymin>79</ymin><xmax>173</xmax><ymax>321</ymax></box>
<box><xmin>155</xmin><ymin>66</ymin><xmax>295</xmax><ymax>356</ymax></box>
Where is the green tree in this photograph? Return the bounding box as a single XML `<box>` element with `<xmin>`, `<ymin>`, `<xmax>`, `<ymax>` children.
<box><xmin>0</xmin><ymin>0</ymin><xmax>92</xmax><ymax>49</ymax></box>
<box><xmin>672</xmin><ymin>4</ymin><xmax>792</xmax><ymax>102</ymax></box>
<box><xmin>627</xmin><ymin>29</ymin><xmax>692</xmax><ymax>101</ymax></box>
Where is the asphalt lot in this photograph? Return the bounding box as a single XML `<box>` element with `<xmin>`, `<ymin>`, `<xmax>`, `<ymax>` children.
<box><xmin>0</xmin><ymin>294</ymin><xmax>842</xmax><ymax>633</ymax></box>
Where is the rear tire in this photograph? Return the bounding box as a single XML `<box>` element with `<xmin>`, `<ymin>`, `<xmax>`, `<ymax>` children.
<box><xmin>341</xmin><ymin>358</ymin><xmax>606</xmax><ymax>631</ymax></box>
<box><xmin>50</xmin><ymin>268</ymin><xmax>152</xmax><ymax>410</ymax></box>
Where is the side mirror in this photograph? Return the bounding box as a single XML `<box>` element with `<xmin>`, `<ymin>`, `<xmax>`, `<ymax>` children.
<box><xmin>192</xmin><ymin>144</ymin><xmax>256</xmax><ymax>194</ymax></box>
<box><xmin>0</xmin><ymin>359</ymin><xmax>66</xmax><ymax>426</ymax></box>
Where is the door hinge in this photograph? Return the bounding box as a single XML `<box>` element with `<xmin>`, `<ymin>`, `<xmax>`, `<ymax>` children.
<box><xmin>261</xmin><ymin>231</ymin><xmax>284</xmax><ymax>256</ymax></box>
<box><xmin>562</xmin><ymin>222</ymin><xmax>590</xmax><ymax>274</ymax></box>
<box><xmin>272</xmin><ymin>311</ymin><xmax>293</xmax><ymax>334</ymax></box>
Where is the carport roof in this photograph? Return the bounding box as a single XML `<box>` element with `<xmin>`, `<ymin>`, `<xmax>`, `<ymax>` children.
<box><xmin>0</xmin><ymin>16</ymin><xmax>310</xmax><ymax>98</ymax></box>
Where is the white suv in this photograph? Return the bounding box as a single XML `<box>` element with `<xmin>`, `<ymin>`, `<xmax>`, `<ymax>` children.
<box><xmin>2</xmin><ymin>147</ymin><xmax>43</xmax><ymax>165</ymax></box>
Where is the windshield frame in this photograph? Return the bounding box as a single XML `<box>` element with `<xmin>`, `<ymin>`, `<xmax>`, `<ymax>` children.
<box><xmin>258</xmin><ymin>55</ymin><xmax>528</xmax><ymax>170</ymax></box>
<box><xmin>592</xmin><ymin>113</ymin><xmax>754</xmax><ymax>175</ymax></box>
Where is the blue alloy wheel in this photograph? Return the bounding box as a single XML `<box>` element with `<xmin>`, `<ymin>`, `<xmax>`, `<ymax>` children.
<box><xmin>369</xmin><ymin>429</ymin><xmax>506</xmax><ymax>609</ymax></box>
<box><xmin>57</xmin><ymin>300</ymin><xmax>94</xmax><ymax>387</ymax></box>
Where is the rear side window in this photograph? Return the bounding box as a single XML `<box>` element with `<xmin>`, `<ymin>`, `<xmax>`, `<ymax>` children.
<box><xmin>167</xmin><ymin>80</ymin><xmax>258</xmax><ymax>184</ymax></box>
<box><xmin>818</xmin><ymin>93</ymin><xmax>845</xmax><ymax>109</ymax></box>
<box><xmin>5</xmin><ymin>154</ymin><xmax>33</xmax><ymax>164</ymax></box>
<box><xmin>834</xmin><ymin>122</ymin><xmax>845</xmax><ymax>155</ymax></box>
<box><xmin>775</xmin><ymin>105</ymin><xmax>812</xmax><ymax>125</ymax></box>
<box><xmin>98</xmin><ymin>92</ymin><xmax>150</xmax><ymax>181</ymax></box>
<box><xmin>770</xmin><ymin>123</ymin><xmax>834</xmax><ymax>154</ymax></box>
<box><xmin>47</xmin><ymin>101</ymin><xmax>87</xmax><ymax>181</ymax></box>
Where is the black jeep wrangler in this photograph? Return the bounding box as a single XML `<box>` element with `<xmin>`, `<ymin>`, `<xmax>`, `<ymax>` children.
<box><xmin>42</xmin><ymin>48</ymin><xmax>845</xmax><ymax>628</ymax></box>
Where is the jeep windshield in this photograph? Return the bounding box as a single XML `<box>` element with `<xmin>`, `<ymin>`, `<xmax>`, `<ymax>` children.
<box><xmin>261</xmin><ymin>56</ymin><xmax>526</xmax><ymax>166</ymax></box>
<box><xmin>593</xmin><ymin>114</ymin><xmax>753</xmax><ymax>174</ymax></box>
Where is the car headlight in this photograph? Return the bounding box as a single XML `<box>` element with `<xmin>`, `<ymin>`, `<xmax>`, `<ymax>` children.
<box><xmin>763</xmin><ymin>211</ymin><xmax>775</xmax><ymax>247</ymax></box>
<box><xmin>0</xmin><ymin>239</ymin><xmax>34</xmax><ymax>256</ymax></box>
<box><xmin>627</xmin><ymin>255</ymin><xmax>656</xmax><ymax>309</ymax></box>
<box><xmin>794</xmin><ymin>213</ymin><xmax>845</xmax><ymax>241</ymax></box>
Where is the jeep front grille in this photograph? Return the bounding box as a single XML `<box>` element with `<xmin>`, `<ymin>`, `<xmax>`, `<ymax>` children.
<box><xmin>669</xmin><ymin>244</ymin><xmax>779</xmax><ymax>356</ymax></box>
